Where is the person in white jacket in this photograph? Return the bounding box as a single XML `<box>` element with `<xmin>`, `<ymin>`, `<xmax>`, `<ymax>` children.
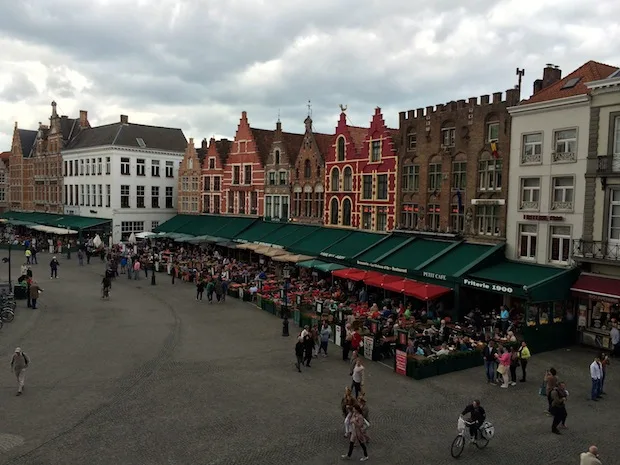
<box><xmin>580</xmin><ymin>445</ymin><xmax>602</xmax><ymax>465</ymax></box>
<box><xmin>589</xmin><ymin>358</ymin><xmax>603</xmax><ymax>401</ymax></box>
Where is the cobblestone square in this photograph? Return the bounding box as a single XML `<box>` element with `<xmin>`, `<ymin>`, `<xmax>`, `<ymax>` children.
<box><xmin>0</xmin><ymin>254</ymin><xmax>615</xmax><ymax>465</ymax></box>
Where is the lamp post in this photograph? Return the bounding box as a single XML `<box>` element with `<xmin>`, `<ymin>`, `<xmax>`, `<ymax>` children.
<box><xmin>5</xmin><ymin>225</ymin><xmax>13</xmax><ymax>291</ymax></box>
<box><xmin>281</xmin><ymin>265</ymin><xmax>290</xmax><ymax>336</ymax></box>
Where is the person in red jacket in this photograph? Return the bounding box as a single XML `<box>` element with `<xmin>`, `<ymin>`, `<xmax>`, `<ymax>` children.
<box><xmin>351</xmin><ymin>329</ymin><xmax>362</xmax><ymax>353</ymax></box>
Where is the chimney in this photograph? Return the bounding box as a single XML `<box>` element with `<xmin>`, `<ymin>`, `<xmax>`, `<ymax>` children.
<box><xmin>276</xmin><ymin>121</ymin><xmax>282</xmax><ymax>132</ymax></box>
<box><xmin>533</xmin><ymin>79</ymin><xmax>543</xmax><ymax>94</ymax></box>
<box><xmin>79</xmin><ymin>110</ymin><xmax>88</xmax><ymax>128</ymax></box>
<box><xmin>202</xmin><ymin>138</ymin><xmax>208</xmax><ymax>150</ymax></box>
<box><xmin>542</xmin><ymin>64</ymin><xmax>562</xmax><ymax>90</ymax></box>
<box><xmin>120</xmin><ymin>115</ymin><xmax>128</xmax><ymax>124</ymax></box>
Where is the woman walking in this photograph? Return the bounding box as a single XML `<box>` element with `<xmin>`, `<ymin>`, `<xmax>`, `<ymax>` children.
<box><xmin>544</xmin><ymin>368</ymin><xmax>558</xmax><ymax>414</ymax></box>
<box><xmin>341</xmin><ymin>405</ymin><xmax>369</xmax><ymax>461</ymax></box>
<box><xmin>599</xmin><ymin>352</ymin><xmax>609</xmax><ymax>395</ymax></box>
<box><xmin>518</xmin><ymin>341</ymin><xmax>531</xmax><ymax>382</ymax></box>
<box><xmin>351</xmin><ymin>358</ymin><xmax>365</xmax><ymax>398</ymax></box>
<box><xmin>496</xmin><ymin>347</ymin><xmax>511</xmax><ymax>388</ymax></box>
<box><xmin>196</xmin><ymin>280</ymin><xmax>205</xmax><ymax>301</ymax></box>
<box><xmin>509</xmin><ymin>346</ymin><xmax>519</xmax><ymax>387</ymax></box>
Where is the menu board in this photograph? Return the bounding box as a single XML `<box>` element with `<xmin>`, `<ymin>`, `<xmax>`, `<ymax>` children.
<box><xmin>395</xmin><ymin>350</ymin><xmax>407</xmax><ymax>376</ymax></box>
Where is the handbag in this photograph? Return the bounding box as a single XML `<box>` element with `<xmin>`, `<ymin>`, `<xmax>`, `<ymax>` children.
<box><xmin>538</xmin><ymin>382</ymin><xmax>546</xmax><ymax>396</ymax></box>
<box><xmin>497</xmin><ymin>364</ymin><xmax>507</xmax><ymax>375</ymax></box>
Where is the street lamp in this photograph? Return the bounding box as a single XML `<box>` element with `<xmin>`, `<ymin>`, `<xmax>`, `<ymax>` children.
<box><xmin>2</xmin><ymin>224</ymin><xmax>14</xmax><ymax>291</ymax></box>
<box><xmin>281</xmin><ymin>264</ymin><xmax>291</xmax><ymax>336</ymax></box>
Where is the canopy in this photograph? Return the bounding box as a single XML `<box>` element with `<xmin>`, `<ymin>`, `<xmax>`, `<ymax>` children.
<box><xmin>136</xmin><ymin>231</ymin><xmax>156</xmax><ymax>239</ymax></box>
<box><xmin>571</xmin><ymin>274</ymin><xmax>620</xmax><ymax>300</ymax></box>
<box><xmin>298</xmin><ymin>259</ymin><xmax>347</xmax><ymax>272</ymax></box>
<box><xmin>262</xmin><ymin>247</ymin><xmax>288</xmax><ymax>258</ymax></box>
<box><xmin>236</xmin><ymin>243</ymin><xmax>259</xmax><ymax>250</ymax></box>
<box><xmin>383</xmin><ymin>278</ymin><xmax>452</xmax><ymax>301</ymax></box>
<box><xmin>364</xmin><ymin>273</ymin><xmax>402</xmax><ymax>289</ymax></box>
<box><xmin>272</xmin><ymin>254</ymin><xmax>314</xmax><ymax>263</ymax></box>
<box><xmin>30</xmin><ymin>224</ymin><xmax>78</xmax><ymax>235</ymax></box>
<box><xmin>332</xmin><ymin>268</ymin><xmax>368</xmax><ymax>282</ymax></box>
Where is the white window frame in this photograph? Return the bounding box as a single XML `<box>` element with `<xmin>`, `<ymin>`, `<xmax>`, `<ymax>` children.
<box><xmin>551</xmin><ymin>176</ymin><xmax>574</xmax><ymax>212</ymax></box>
<box><xmin>407</xmin><ymin>133</ymin><xmax>417</xmax><ymax>152</ymax></box>
<box><xmin>476</xmin><ymin>205</ymin><xmax>500</xmax><ymax>236</ymax></box>
<box><xmin>478</xmin><ymin>156</ymin><xmax>502</xmax><ymax>191</ymax></box>
<box><xmin>518</xmin><ymin>223</ymin><xmax>538</xmax><ymax>260</ymax></box>
<box><xmin>521</xmin><ymin>132</ymin><xmax>543</xmax><ymax>164</ymax></box>
<box><xmin>120</xmin><ymin>157</ymin><xmax>130</xmax><ymax>175</ymax></box>
<box><xmin>441</xmin><ymin>127</ymin><xmax>455</xmax><ymax>147</ymax></box>
<box><xmin>519</xmin><ymin>177</ymin><xmax>540</xmax><ymax>211</ymax></box>
<box><xmin>137</xmin><ymin>158</ymin><xmax>146</xmax><ymax>176</ymax></box>
<box><xmin>608</xmin><ymin>189</ymin><xmax>620</xmax><ymax>241</ymax></box>
<box><xmin>552</xmin><ymin>128</ymin><xmax>577</xmax><ymax>163</ymax></box>
<box><xmin>549</xmin><ymin>225</ymin><xmax>572</xmax><ymax>264</ymax></box>
<box><xmin>487</xmin><ymin>121</ymin><xmax>499</xmax><ymax>143</ymax></box>
<box><xmin>370</xmin><ymin>140</ymin><xmax>381</xmax><ymax>162</ymax></box>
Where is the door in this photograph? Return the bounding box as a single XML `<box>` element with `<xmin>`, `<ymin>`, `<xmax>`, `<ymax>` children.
<box><xmin>608</xmin><ymin>189</ymin><xmax>620</xmax><ymax>259</ymax></box>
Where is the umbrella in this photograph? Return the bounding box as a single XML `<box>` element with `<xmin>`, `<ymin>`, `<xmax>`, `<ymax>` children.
<box><xmin>93</xmin><ymin>234</ymin><xmax>103</xmax><ymax>248</ymax></box>
<box><xmin>128</xmin><ymin>232</ymin><xmax>136</xmax><ymax>243</ymax></box>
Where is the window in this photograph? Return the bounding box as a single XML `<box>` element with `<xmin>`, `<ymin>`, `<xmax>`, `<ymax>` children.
<box><xmin>136</xmin><ymin>159</ymin><xmax>145</xmax><ymax>176</ymax></box>
<box><xmin>121</xmin><ymin>185</ymin><xmax>130</xmax><ymax>208</ymax></box>
<box><xmin>191</xmin><ymin>176</ymin><xmax>199</xmax><ymax>192</ymax></box>
<box><xmin>330</xmin><ymin>198</ymin><xmax>339</xmax><ymax>225</ymax></box>
<box><xmin>401</xmin><ymin>204</ymin><xmax>418</xmax><ymax>229</ymax></box>
<box><xmin>165</xmin><ymin>187</ymin><xmax>173</xmax><ymax>208</ymax></box>
<box><xmin>63</xmin><ymin>161</ymin><xmax>67</xmax><ymax>176</ymax></box>
<box><xmin>304</xmin><ymin>190</ymin><xmax>312</xmax><ymax>217</ymax></box>
<box><xmin>69</xmin><ymin>161</ymin><xmax>73</xmax><ymax>176</ymax></box>
<box><xmin>343</xmin><ymin>167</ymin><xmax>352</xmax><ymax>191</ymax></box>
<box><xmin>181</xmin><ymin>176</ymin><xmax>189</xmax><ymax>192</ymax></box>
<box><xmin>304</xmin><ymin>159</ymin><xmax>311</xmax><ymax>178</ymax></box>
<box><xmin>478</xmin><ymin>155</ymin><xmax>502</xmax><ymax>191</ymax></box>
<box><xmin>151</xmin><ymin>221</ymin><xmax>159</xmax><ymax>230</ymax></box>
<box><xmin>282</xmin><ymin>196</ymin><xmax>289</xmax><ymax>219</ymax></box>
<box><xmin>337</xmin><ymin>137</ymin><xmax>345</xmax><ymax>161</ymax></box>
<box><xmin>279</xmin><ymin>171</ymin><xmax>286</xmax><ymax>185</ymax></box>
<box><xmin>441</xmin><ymin>125</ymin><xmax>455</xmax><ymax>147</ymax></box>
<box><xmin>476</xmin><ymin>205</ymin><xmax>499</xmax><ymax>236</ymax></box>
<box><xmin>428</xmin><ymin>161</ymin><xmax>442</xmax><ymax>192</ymax></box>
<box><xmin>361</xmin><ymin>207</ymin><xmax>372</xmax><ymax>230</ymax></box>
<box><xmin>274</xmin><ymin>150</ymin><xmax>280</xmax><ymax>165</ymax></box>
<box><xmin>233</xmin><ymin>166</ymin><xmax>240</xmax><ymax>185</ymax></box>
<box><xmin>553</xmin><ymin>129</ymin><xmax>577</xmax><ymax>162</ymax></box>
<box><xmin>407</xmin><ymin>133</ymin><xmax>417</xmax><ymax>151</ymax></box>
<box><xmin>97</xmin><ymin>157</ymin><xmax>102</xmax><ymax>175</ymax></box>
<box><xmin>452</xmin><ymin>160</ymin><xmax>466</xmax><ymax>190</ymax></box>
<box><xmin>213</xmin><ymin>194</ymin><xmax>220</xmax><ymax>214</ymax></box>
<box><xmin>121</xmin><ymin>157</ymin><xmax>130</xmax><ymax>175</ymax></box>
<box><xmin>342</xmin><ymin>198</ymin><xmax>352</xmax><ymax>226</ymax></box>
<box><xmin>213</xmin><ymin>176</ymin><xmax>221</xmax><ymax>191</ymax></box>
<box><xmin>608</xmin><ymin>189</ymin><xmax>620</xmax><ymax>240</ymax></box>
<box><xmin>331</xmin><ymin>168</ymin><xmax>340</xmax><ymax>192</ymax></box>
<box><xmin>550</xmin><ymin>226</ymin><xmax>571</xmax><ymax>263</ymax></box>
<box><xmin>86</xmin><ymin>159</ymin><xmax>90</xmax><ymax>175</ymax></box>
<box><xmin>105</xmin><ymin>157</ymin><xmax>111</xmax><ymax>175</ymax></box>
<box><xmin>80</xmin><ymin>185</ymin><xmax>84</xmax><ymax>205</ymax></box>
<box><xmin>188</xmin><ymin>158</ymin><xmax>194</xmax><ymax>170</ymax></box>
<box><xmin>268</xmin><ymin>171</ymin><xmax>276</xmax><ymax>185</ymax></box>
<box><xmin>85</xmin><ymin>185</ymin><xmax>90</xmax><ymax>206</ymax></box>
<box><xmin>402</xmin><ymin>164</ymin><xmax>419</xmax><ymax>192</ymax></box>
<box><xmin>561</xmin><ymin>77</ymin><xmax>581</xmax><ymax>89</ymax></box>
<box><xmin>450</xmin><ymin>198</ymin><xmax>464</xmax><ymax>232</ymax></box>
<box><xmin>80</xmin><ymin>159</ymin><xmax>84</xmax><ymax>175</ymax></box>
<box><xmin>244</xmin><ymin>165</ymin><xmax>252</xmax><ymax>185</ymax></box>
<box><xmin>74</xmin><ymin>160</ymin><xmax>78</xmax><ymax>176</ymax></box>
<box><xmin>487</xmin><ymin>121</ymin><xmax>499</xmax><ymax>142</ymax></box>
<box><xmin>151</xmin><ymin>186</ymin><xmax>159</xmax><ymax>208</ymax></box>
<box><xmin>371</xmin><ymin>140</ymin><xmax>381</xmax><ymax>162</ymax></box>
<box><xmin>265</xmin><ymin>196</ymin><xmax>273</xmax><ymax>218</ymax></box>
<box><xmin>136</xmin><ymin>137</ymin><xmax>146</xmax><ymax>148</ymax></box>
<box><xmin>520</xmin><ymin>178</ymin><xmax>540</xmax><ymax>210</ymax></box>
<box><xmin>315</xmin><ymin>191</ymin><xmax>324</xmax><ymax>218</ymax></box>
<box><xmin>165</xmin><ymin>161</ymin><xmax>174</xmax><ymax>178</ymax></box>
<box><xmin>427</xmin><ymin>204</ymin><xmax>440</xmax><ymax>230</ymax></box>
<box><xmin>362</xmin><ymin>175</ymin><xmax>372</xmax><ymax>199</ymax></box>
<box><xmin>98</xmin><ymin>184</ymin><xmax>103</xmax><ymax>207</ymax></box>
<box><xmin>238</xmin><ymin>191</ymin><xmax>245</xmax><ymax>214</ymax></box>
<box><xmin>204</xmin><ymin>176</ymin><xmax>211</xmax><ymax>191</ymax></box>
<box><xmin>614</xmin><ymin>116</ymin><xmax>620</xmax><ymax>157</ymax></box>
<box><xmin>106</xmin><ymin>185</ymin><xmax>111</xmax><ymax>207</ymax></box>
<box><xmin>377</xmin><ymin>174</ymin><xmax>388</xmax><ymax>200</ymax></box>
<box><xmin>521</xmin><ymin>133</ymin><xmax>542</xmax><ymax>164</ymax></box>
<box><xmin>376</xmin><ymin>207</ymin><xmax>387</xmax><ymax>231</ymax></box>
<box><xmin>294</xmin><ymin>191</ymin><xmax>301</xmax><ymax>216</ymax></box>
<box><xmin>551</xmin><ymin>176</ymin><xmax>574</xmax><ymax>211</ymax></box>
<box><xmin>519</xmin><ymin>224</ymin><xmax>538</xmax><ymax>260</ymax></box>
<box><xmin>151</xmin><ymin>160</ymin><xmax>160</xmax><ymax>177</ymax></box>
<box><xmin>203</xmin><ymin>195</ymin><xmax>211</xmax><ymax>213</ymax></box>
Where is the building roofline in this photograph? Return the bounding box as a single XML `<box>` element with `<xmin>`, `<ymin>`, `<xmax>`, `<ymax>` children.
<box><xmin>508</xmin><ymin>94</ymin><xmax>589</xmax><ymax>115</ymax></box>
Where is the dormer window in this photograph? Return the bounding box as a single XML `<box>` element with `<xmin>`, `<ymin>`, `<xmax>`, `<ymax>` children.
<box><xmin>371</xmin><ymin>140</ymin><xmax>381</xmax><ymax>162</ymax></box>
<box><xmin>136</xmin><ymin>138</ymin><xmax>146</xmax><ymax>148</ymax></box>
<box><xmin>275</xmin><ymin>150</ymin><xmax>281</xmax><ymax>165</ymax></box>
<box><xmin>337</xmin><ymin>136</ymin><xmax>345</xmax><ymax>161</ymax></box>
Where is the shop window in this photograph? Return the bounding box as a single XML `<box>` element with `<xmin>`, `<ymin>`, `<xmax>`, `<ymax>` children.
<box><xmin>427</xmin><ymin>204</ymin><xmax>440</xmax><ymax>230</ymax></box>
<box><xmin>518</xmin><ymin>224</ymin><xmax>537</xmax><ymax>260</ymax></box>
<box><xmin>342</xmin><ymin>198</ymin><xmax>352</xmax><ymax>226</ymax></box>
<box><xmin>549</xmin><ymin>225</ymin><xmax>571</xmax><ymax>264</ymax></box>
<box><xmin>476</xmin><ymin>205</ymin><xmax>499</xmax><ymax>236</ymax></box>
<box><xmin>400</xmin><ymin>203</ymin><xmax>418</xmax><ymax>229</ymax></box>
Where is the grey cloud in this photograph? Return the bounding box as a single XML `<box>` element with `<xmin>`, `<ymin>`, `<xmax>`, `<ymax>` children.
<box><xmin>0</xmin><ymin>71</ymin><xmax>38</xmax><ymax>103</ymax></box>
<box><xmin>46</xmin><ymin>67</ymin><xmax>76</xmax><ymax>98</ymax></box>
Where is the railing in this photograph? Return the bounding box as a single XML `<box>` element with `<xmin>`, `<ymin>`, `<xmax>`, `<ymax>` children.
<box><xmin>552</xmin><ymin>151</ymin><xmax>576</xmax><ymax>163</ymax></box>
<box><xmin>572</xmin><ymin>239</ymin><xmax>620</xmax><ymax>262</ymax></box>
<box><xmin>596</xmin><ymin>155</ymin><xmax>620</xmax><ymax>174</ymax></box>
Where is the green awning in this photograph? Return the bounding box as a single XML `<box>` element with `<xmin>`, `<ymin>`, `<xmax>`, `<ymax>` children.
<box><xmin>154</xmin><ymin>215</ymin><xmax>197</xmax><ymax>233</ymax></box>
<box><xmin>53</xmin><ymin>216</ymin><xmax>110</xmax><ymax>230</ymax></box>
<box><xmin>212</xmin><ymin>217</ymin><xmax>259</xmax><ymax>239</ymax></box>
<box><xmin>319</xmin><ymin>231</ymin><xmax>387</xmax><ymax>261</ymax></box>
<box><xmin>355</xmin><ymin>234</ymin><xmax>412</xmax><ymax>264</ymax></box>
<box><xmin>266</xmin><ymin>224</ymin><xmax>320</xmax><ymax>248</ymax></box>
<box><xmin>1</xmin><ymin>211</ymin><xmax>109</xmax><ymax>230</ymax></box>
<box><xmin>462</xmin><ymin>260</ymin><xmax>581</xmax><ymax>302</ymax></box>
<box><xmin>298</xmin><ymin>259</ymin><xmax>325</xmax><ymax>269</ymax></box>
<box><xmin>287</xmin><ymin>228</ymin><xmax>352</xmax><ymax>256</ymax></box>
<box><xmin>298</xmin><ymin>259</ymin><xmax>346</xmax><ymax>272</ymax></box>
<box><xmin>418</xmin><ymin>242</ymin><xmax>498</xmax><ymax>283</ymax></box>
<box><xmin>233</xmin><ymin>221</ymin><xmax>286</xmax><ymax>243</ymax></box>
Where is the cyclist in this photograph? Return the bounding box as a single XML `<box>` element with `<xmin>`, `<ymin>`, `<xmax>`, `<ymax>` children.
<box><xmin>461</xmin><ymin>400</ymin><xmax>486</xmax><ymax>442</ymax></box>
<box><xmin>102</xmin><ymin>275</ymin><xmax>112</xmax><ymax>299</ymax></box>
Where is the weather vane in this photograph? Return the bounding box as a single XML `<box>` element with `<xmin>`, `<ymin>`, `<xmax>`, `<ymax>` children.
<box><xmin>339</xmin><ymin>104</ymin><xmax>347</xmax><ymax>112</ymax></box>
<box><xmin>307</xmin><ymin>100</ymin><xmax>312</xmax><ymax>118</ymax></box>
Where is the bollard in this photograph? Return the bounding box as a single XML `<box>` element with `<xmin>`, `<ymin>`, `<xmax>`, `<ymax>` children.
<box><xmin>151</xmin><ymin>270</ymin><xmax>156</xmax><ymax>286</ymax></box>
<box><xmin>282</xmin><ymin>317</ymin><xmax>289</xmax><ymax>337</ymax></box>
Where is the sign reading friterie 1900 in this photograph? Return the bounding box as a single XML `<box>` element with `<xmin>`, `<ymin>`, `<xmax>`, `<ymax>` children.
<box><xmin>462</xmin><ymin>278</ymin><xmax>514</xmax><ymax>294</ymax></box>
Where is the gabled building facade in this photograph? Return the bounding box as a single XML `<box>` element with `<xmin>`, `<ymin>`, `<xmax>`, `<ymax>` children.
<box><xmin>397</xmin><ymin>88</ymin><xmax>519</xmax><ymax>241</ymax></box>
<box><xmin>357</xmin><ymin>107</ymin><xmax>400</xmax><ymax>232</ymax></box>
<box><xmin>177</xmin><ymin>138</ymin><xmax>202</xmax><ymax>214</ymax></box>
<box><xmin>324</xmin><ymin>111</ymin><xmax>367</xmax><ymax>228</ymax></box>
<box><xmin>222</xmin><ymin>111</ymin><xmax>270</xmax><ymax>216</ymax></box>
<box><xmin>263</xmin><ymin>120</ymin><xmax>303</xmax><ymax>221</ymax></box>
<box><xmin>0</xmin><ymin>151</ymin><xmax>10</xmax><ymax>213</ymax></box>
<box><xmin>202</xmin><ymin>137</ymin><xmax>230</xmax><ymax>214</ymax></box>
<box><xmin>9</xmin><ymin>123</ymin><xmax>36</xmax><ymax>211</ymax></box>
<box><xmin>291</xmin><ymin>116</ymin><xmax>332</xmax><ymax>224</ymax></box>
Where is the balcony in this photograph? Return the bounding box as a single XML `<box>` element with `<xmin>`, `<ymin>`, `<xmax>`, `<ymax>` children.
<box><xmin>520</xmin><ymin>201</ymin><xmax>539</xmax><ymax>210</ymax></box>
<box><xmin>597</xmin><ymin>155</ymin><xmax>620</xmax><ymax>174</ymax></box>
<box><xmin>552</xmin><ymin>151</ymin><xmax>576</xmax><ymax>163</ymax></box>
<box><xmin>572</xmin><ymin>239</ymin><xmax>620</xmax><ymax>262</ymax></box>
<box><xmin>551</xmin><ymin>201</ymin><xmax>573</xmax><ymax>211</ymax></box>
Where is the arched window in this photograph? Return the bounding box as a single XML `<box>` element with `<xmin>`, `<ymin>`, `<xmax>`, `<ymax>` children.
<box><xmin>275</xmin><ymin>150</ymin><xmax>281</xmax><ymax>165</ymax></box>
<box><xmin>337</xmin><ymin>137</ymin><xmax>345</xmax><ymax>161</ymax></box>
<box><xmin>304</xmin><ymin>159</ymin><xmax>311</xmax><ymax>178</ymax></box>
<box><xmin>343</xmin><ymin>167</ymin><xmax>352</xmax><ymax>191</ymax></box>
<box><xmin>330</xmin><ymin>198</ymin><xmax>339</xmax><ymax>225</ymax></box>
<box><xmin>331</xmin><ymin>167</ymin><xmax>340</xmax><ymax>192</ymax></box>
<box><xmin>342</xmin><ymin>198</ymin><xmax>352</xmax><ymax>226</ymax></box>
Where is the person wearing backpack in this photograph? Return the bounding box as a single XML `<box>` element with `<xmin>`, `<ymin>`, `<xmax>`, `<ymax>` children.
<box><xmin>10</xmin><ymin>348</ymin><xmax>30</xmax><ymax>396</ymax></box>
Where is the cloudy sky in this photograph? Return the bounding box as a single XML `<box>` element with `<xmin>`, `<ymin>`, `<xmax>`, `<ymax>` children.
<box><xmin>1</xmin><ymin>0</ymin><xmax>619</xmax><ymax>150</ymax></box>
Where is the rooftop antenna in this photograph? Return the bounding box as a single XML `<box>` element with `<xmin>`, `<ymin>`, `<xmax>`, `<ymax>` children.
<box><xmin>516</xmin><ymin>68</ymin><xmax>525</xmax><ymax>93</ymax></box>
<box><xmin>307</xmin><ymin>100</ymin><xmax>312</xmax><ymax>118</ymax></box>
<box><xmin>277</xmin><ymin>108</ymin><xmax>280</xmax><ymax>123</ymax></box>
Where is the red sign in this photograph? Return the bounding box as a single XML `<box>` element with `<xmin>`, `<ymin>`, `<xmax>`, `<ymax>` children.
<box><xmin>524</xmin><ymin>215</ymin><xmax>563</xmax><ymax>221</ymax></box>
<box><xmin>395</xmin><ymin>350</ymin><xmax>407</xmax><ymax>375</ymax></box>
<box><xmin>399</xmin><ymin>331</ymin><xmax>407</xmax><ymax>345</ymax></box>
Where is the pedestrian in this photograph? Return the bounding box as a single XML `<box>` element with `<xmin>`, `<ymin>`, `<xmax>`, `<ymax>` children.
<box><xmin>311</xmin><ymin>324</ymin><xmax>320</xmax><ymax>358</ymax></box>
<box><xmin>294</xmin><ymin>336</ymin><xmax>304</xmax><ymax>372</ymax></box>
<box><xmin>358</xmin><ymin>395</ymin><xmax>369</xmax><ymax>422</ymax></box>
<box><xmin>318</xmin><ymin>321</ymin><xmax>332</xmax><ymax>357</ymax></box>
<box><xmin>303</xmin><ymin>331</ymin><xmax>314</xmax><ymax>367</ymax></box>
<box><xmin>351</xmin><ymin>358</ymin><xmax>365</xmax><ymax>398</ymax></box>
<box><xmin>78</xmin><ymin>249</ymin><xmax>85</xmax><ymax>266</ymax></box>
<box><xmin>590</xmin><ymin>356</ymin><xmax>603</xmax><ymax>401</ymax></box>
<box><xmin>119</xmin><ymin>255</ymin><xmax>126</xmax><ymax>273</ymax></box>
<box><xmin>544</xmin><ymin>368</ymin><xmax>558</xmax><ymax>413</ymax></box>
<box><xmin>49</xmin><ymin>256</ymin><xmax>59</xmax><ymax>279</ymax></box>
<box><xmin>133</xmin><ymin>260</ymin><xmax>140</xmax><ymax>280</ymax></box>
<box><xmin>10</xmin><ymin>347</ymin><xmax>29</xmax><ymax>396</ymax></box>
<box><xmin>29</xmin><ymin>280</ymin><xmax>41</xmax><ymax>309</ymax></box>
<box><xmin>221</xmin><ymin>279</ymin><xmax>228</xmax><ymax>302</ymax></box>
<box><xmin>482</xmin><ymin>340</ymin><xmax>497</xmax><ymax>384</ymax></box>
<box><xmin>214</xmin><ymin>278</ymin><xmax>223</xmax><ymax>303</ymax></box>
<box><xmin>518</xmin><ymin>341</ymin><xmax>531</xmax><ymax>382</ymax></box>
<box><xmin>342</xmin><ymin>323</ymin><xmax>353</xmax><ymax>361</ymax></box>
<box><xmin>496</xmin><ymin>347</ymin><xmax>511</xmax><ymax>388</ymax></box>
<box><xmin>25</xmin><ymin>248</ymin><xmax>32</xmax><ymax>265</ymax></box>
<box><xmin>509</xmin><ymin>346</ymin><xmax>519</xmax><ymax>386</ymax></box>
<box><xmin>599</xmin><ymin>352</ymin><xmax>609</xmax><ymax>395</ymax></box>
<box><xmin>341</xmin><ymin>404</ymin><xmax>369</xmax><ymax>462</ymax></box>
<box><xmin>196</xmin><ymin>280</ymin><xmax>205</xmax><ymax>301</ymax></box>
<box><xmin>550</xmin><ymin>381</ymin><xmax>568</xmax><ymax>434</ymax></box>
<box><xmin>580</xmin><ymin>445</ymin><xmax>602</xmax><ymax>465</ymax></box>
<box><xmin>31</xmin><ymin>246</ymin><xmax>38</xmax><ymax>264</ymax></box>
<box><xmin>610</xmin><ymin>323</ymin><xmax>619</xmax><ymax>357</ymax></box>
<box><xmin>206</xmin><ymin>279</ymin><xmax>215</xmax><ymax>303</ymax></box>
<box><xmin>171</xmin><ymin>265</ymin><xmax>176</xmax><ymax>284</ymax></box>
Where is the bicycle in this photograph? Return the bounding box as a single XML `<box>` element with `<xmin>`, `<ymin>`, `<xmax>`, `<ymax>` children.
<box><xmin>0</xmin><ymin>308</ymin><xmax>14</xmax><ymax>323</ymax></box>
<box><xmin>450</xmin><ymin>416</ymin><xmax>494</xmax><ymax>458</ymax></box>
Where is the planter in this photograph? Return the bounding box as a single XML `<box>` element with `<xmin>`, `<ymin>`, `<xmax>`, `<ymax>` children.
<box><xmin>257</xmin><ymin>295</ymin><xmax>263</xmax><ymax>309</ymax></box>
<box><xmin>227</xmin><ymin>288</ymin><xmax>239</xmax><ymax>299</ymax></box>
<box><xmin>293</xmin><ymin>310</ymin><xmax>301</xmax><ymax>325</ymax></box>
<box><xmin>411</xmin><ymin>363</ymin><xmax>437</xmax><ymax>380</ymax></box>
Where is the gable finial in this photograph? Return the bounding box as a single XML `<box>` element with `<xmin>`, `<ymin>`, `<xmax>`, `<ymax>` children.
<box><xmin>277</xmin><ymin>108</ymin><xmax>281</xmax><ymax>123</ymax></box>
<box><xmin>307</xmin><ymin>100</ymin><xmax>312</xmax><ymax>118</ymax></box>
<box><xmin>339</xmin><ymin>104</ymin><xmax>347</xmax><ymax>113</ymax></box>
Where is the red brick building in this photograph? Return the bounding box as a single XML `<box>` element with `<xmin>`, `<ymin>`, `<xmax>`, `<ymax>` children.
<box><xmin>324</xmin><ymin>110</ymin><xmax>367</xmax><ymax>228</ymax></box>
<box><xmin>177</xmin><ymin>138</ymin><xmax>202</xmax><ymax>214</ymax></box>
<box><xmin>357</xmin><ymin>107</ymin><xmax>400</xmax><ymax>231</ymax></box>
<box><xmin>202</xmin><ymin>137</ymin><xmax>231</xmax><ymax>214</ymax></box>
<box><xmin>0</xmin><ymin>151</ymin><xmax>10</xmax><ymax>212</ymax></box>
<box><xmin>222</xmin><ymin>111</ymin><xmax>271</xmax><ymax>216</ymax></box>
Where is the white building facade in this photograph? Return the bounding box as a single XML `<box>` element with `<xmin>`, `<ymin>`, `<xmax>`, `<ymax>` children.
<box><xmin>61</xmin><ymin>116</ymin><xmax>186</xmax><ymax>242</ymax></box>
<box><xmin>506</xmin><ymin>95</ymin><xmax>590</xmax><ymax>266</ymax></box>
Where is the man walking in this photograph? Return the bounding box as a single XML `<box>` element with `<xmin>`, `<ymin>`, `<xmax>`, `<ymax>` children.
<box><xmin>294</xmin><ymin>337</ymin><xmax>304</xmax><ymax>372</ymax></box>
<box><xmin>580</xmin><ymin>445</ymin><xmax>602</xmax><ymax>465</ymax></box>
<box><xmin>10</xmin><ymin>348</ymin><xmax>29</xmax><ymax>396</ymax></box>
<box><xmin>610</xmin><ymin>323</ymin><xmax>620</xmax><ymax>357</ymax></box>
<box><xmin>49</xmin><ymin>256</ymin><xmax>60</xmax><ymax>279</ymax></box>
<box><xmin>318</xmin><ymin>322</ymin><xmax>332</xmax><ymax>357</ymax></box>
<box><xmin>590</xmin><ymin>356</ymin><xmax>603</xmax><ymax>401</ymax></box>
<box><xmin>29</xmin><ymin>280</ymin><xmax>42</xmax><ymax>309</ymax></box>
<box><xmin>482</xmin><ymin>340</ymin><xmax>497</xmax><ymax>384</ymax></box>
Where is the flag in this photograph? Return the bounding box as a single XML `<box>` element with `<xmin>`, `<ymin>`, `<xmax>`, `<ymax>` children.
<box><xmin>456</xmin><ymin>189</ymin><xmax>463</xmax><ymax>212</ymax></box>
<box><xmin>491</xmin><ymin>142</ymin><xmax>499</xmax><ymax>159</ymax></box>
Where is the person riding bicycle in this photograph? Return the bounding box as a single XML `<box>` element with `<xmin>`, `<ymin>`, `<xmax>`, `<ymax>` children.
<box><xmin>102</xmin><ymin>276</ymin><xmax>112</xmax><ymax>298</ymax></box>
<box><xmin>461</xmin><ymin>400</ymin><xmax>486</xmax><ymax>442</ymax></box>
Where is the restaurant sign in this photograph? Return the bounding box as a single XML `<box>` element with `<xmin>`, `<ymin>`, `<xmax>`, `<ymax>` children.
<box><xmin>395</xmin><ymin>350</ymin><xmax>407</xmax><ymax>376</ymax></box>
<box><xmin>422</xmin><ymin>271</ymin><xmax>447</xmax><ymax>281</ymax></box>
<box><xmin>356</xmin><ymin>260</ymin><xmax>407</xmax><ymax>274</ymax></box>
<box><xmin>320</xmin><ymin>251</ymin><xmax>346</xmax><ymax>260</ymax></box>
<box><xmin>462</xmin><ymin>277</ymin><xmax>515</xmax><ymax>294</ymax></box>
<box><xmin>523</xmin><ymin>215</ymin><xmax>563</xmax><ymax>222</ymax></box>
